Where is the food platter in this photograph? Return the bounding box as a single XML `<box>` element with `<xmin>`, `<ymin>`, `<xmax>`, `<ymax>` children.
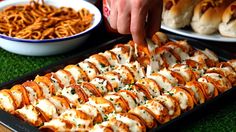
<box><xmin>0</xmin><ymin>33</ymin><xmax>236</xmax><ymax>131</ymax></box>
<box><xmin>161</xmin><ymin>25</ymin><xmax>236</xmax><ymax>43</ymax></box>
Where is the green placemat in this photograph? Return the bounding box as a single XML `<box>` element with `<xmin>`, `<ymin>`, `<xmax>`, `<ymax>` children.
<box><xmin>0</xmin><ymin>45</ymin><xmax>236</xmax><ymax>132</ymax></box>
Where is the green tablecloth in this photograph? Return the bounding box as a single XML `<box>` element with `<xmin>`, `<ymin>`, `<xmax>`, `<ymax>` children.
<box><xmin>0</xmin><ymin>32</ymin><xmax>236</xmax><ymax>132</ymax></box>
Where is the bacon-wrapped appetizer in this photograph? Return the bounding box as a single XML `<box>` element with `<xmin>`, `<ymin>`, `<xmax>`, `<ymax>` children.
<box><xmin>64</xmin><ymin>64</ymin><xmax>89</xmax><ymax>84</ymax></box>
<box><xmin>85</xmin><ymin>54</ymin><xmax>111</xmax><ymax>74</ymax></box>
<box><xmin>227</xmin><ymin>59</ymin><xmax>236</xmax><ymax>71</ymax></box>
<box><xmin>80</xmin><ymin>82</ymin><xmax>102</xmax><ymax>97</ymax></box>
<box><xmin>59</xmin><ymin>109</ymin><xmax>94</xmax><ymax>131</ymax></box>
<box><xmin>90</xmin><ymin>76</ymin><xmax>113</xmax><ymax>95</ymax></box>
<box><xmin>0</xmin><ymin>89</ymin><xmax>17</xmax><ymax>114</ymax></box>
<box><xmin>90</xmin><ymin>121</ymin><xmax>113</xmax><ymax>132</ymax></box>
<box><xmin>185</xmin><ymin>81</ymin><xmax>206</xmax><ymax>104</ymax></box>
<box><xmin>78</xmin><ymin>61</ymin><xmax>100</xmax><ymax>81</ymax></box>
<box><xmin>118</xmin><ymin>90</ymin><xmax>139</xmax><ymax>110</ymax></box>
<box><xmin>113</xmin><ymin>65</ymin><xmax>135</xmax><ymax>86</ymax></box>
<box><xmin>207</xmin><ymin>63</ymin><xmax>236</xmax><ymax>86</ymax></box>
<box><xmin>136</xmin><ymin>78</ymin><xmax>161</xmax><ymax>98</ymax></box>
<box><xmin>10</xmin><ymin>85</ymin><xmax>30</xmax><ymax>109</ymax></box>
<box><xmin>124</xmin><ymin>61</ymin><xmax>146</xmax><ymax>81</ymax></box>
<box><xmin>34</xmin><ymin>76</ymin><xmax>53</xmax><ymax>98</ymax></box>
<box><xmin>103</xmin><ymin>71</ymin><xmax>123</xmax><ymax>91</ymax></box>
<box><xmin>201</xmin><ymin>73</ymin><xmax>232</xmax><ymax>93</ymax></box>
<box><xmin>143</xmin><ymin>99</ymin><xmax>171</xmax><ymax>124</ymax></box>
<box><xmin>155</xmin><ymin>95</ymin><xmax>181</xmax><ymax>119</ymax></box>
<box><xmin>122</xmin><ymin>84</ymin><xmax>151</xmax><ymax>105</ymax></box>
<box><xmin>147</xmin><ymin>73</ymin><xmax>173</xmax><ymax>92</ymax></box>
<box><xmin>110</xmin><ymin>44</ymin><xmax>133</xmax><ymax>64</ymax></box>
<box><xmin>76</xmin><ymin>104</ymin><xmax>103</xmax><ymax>124</ymax></box>
<box><xmin>44</xmin><ymin>73</ymin><xmax>63</xmax><ymax>94</ymax></box>
<box><xmin>87</xmin><ymin>97</ymin><xmax>115</xmax><ymax>121</ymax></box>
<box><xmin>168</xmin><ymin>87</ymin><xmax>195</xmax><ymax>112</ymax></box>
<box><xmin>198</xmin><ymin>77</ymin><xmax>218</xmax><ymax>100</ymax></box>
<box><xmin>56</xmin><ymin>85</ymin><xmax>88</xmax><ymax>107</ymax></box>
<box><xmin>104</xmin><ymin>93</ymin><xmax>129</xmax><ymax>112</ymax></box>
<box><xmin>54</xmin><ymin>69</ymin><xmax>76</xmax><ymax>88</ymax></box>
<box><xmin>108</xmin><ymin>113</ymin><xmax>146</xmax><ymax>132</ymax></box>
<box><xmin>15</xmin><ymin>105</ymin><xmax>44</xmax><ymax>127</ymax></box>
<box><xmin>48</xmin><ymin>96</ymin><xmax>70</xmax><ymax>115</ymax></box>
<box><xmin>39</xmin><ymin>118</ymin><xmax>75</xmax><ymax>131</ymax></box>
<box><xmin>99</xmin><ymin>50</ymin><xmax>119</xmax><ymax>69</ymax></box>
<box><xmin>171</xmin><ymin>64</ymin><xmax>196</xmax><ymax>82</ymax></box>
<box><xmin>129</xmin><ymin>105</ymin><xmax>157</xmax><ymax>128</ymax></box>
<box><xmin>22</xmin><ymin>81</ymin><xmax>43</xmax><ymax>105</ymax></box>
<box><xmin>34</xmin><ymin>98</ymin><xmax>58</xmax><ymax>122</ymax></box>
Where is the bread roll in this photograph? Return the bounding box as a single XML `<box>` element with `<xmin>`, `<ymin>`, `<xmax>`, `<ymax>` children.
<box><xmin>162</xmin><ymin>0</ymin><xmax>200</xmax><ymax>28</ymax></box>
<box><xmin>191</xmin><ymin>0</ymin><xmax>233</xmax><ymax>35</ymax></box>
<box><xmin>219</xmin><ymin>1</ymin><xmax>236</xmax><ymax>37</ymax></box>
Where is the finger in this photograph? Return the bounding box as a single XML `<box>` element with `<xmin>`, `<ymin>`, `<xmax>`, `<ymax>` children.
<box><xmin>109</xmin><ymin>0</ymin><xmax>118</xmax><ymax>30</ymax></box>
<box><xmin>117</xmin><ymin>0</ymin><xmax>131</xmax><ymax>34</ymax></box>
<box><xmin>147</xmin><ymin>0</ymin><xmax>163</xmax><ymax>37</ymax></box>
<box><xmin>130</xmin><ymin>0</ymin><xmax>148</xmax><ymax>45</ymax></box>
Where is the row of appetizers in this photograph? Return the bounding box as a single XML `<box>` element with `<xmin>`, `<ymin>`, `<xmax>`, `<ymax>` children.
<box><xmin>0</xmin><ymin>32</ymin><xmax>235</xmax><ymax>131</ymax></box>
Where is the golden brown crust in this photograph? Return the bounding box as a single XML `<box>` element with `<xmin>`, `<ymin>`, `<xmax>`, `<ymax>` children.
<box><xmin>81</xmin><ymin>82</ymin><xmax>102</xmax><ymax>97</ymax></box>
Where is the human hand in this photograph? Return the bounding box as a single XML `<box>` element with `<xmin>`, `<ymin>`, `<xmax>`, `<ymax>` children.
<box><xmin>107</xmin><ymin>0</ymin><xmax>163</xmax><ymax>45</ymax></box>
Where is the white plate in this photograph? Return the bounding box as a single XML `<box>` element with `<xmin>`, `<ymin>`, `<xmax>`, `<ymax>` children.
<box><xmin>161</xmin><ymin>25</ymin><xmax>236</xmax><ymax>43</ymax></box>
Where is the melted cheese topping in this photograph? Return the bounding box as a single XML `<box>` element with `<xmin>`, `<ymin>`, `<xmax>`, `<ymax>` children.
<box><xmin>60</xmin><ymin>109</ymin><xmax>92</xmax><ymax>130</ymax></box>
<box><xmin>185</xmin><ymin>85</ymin><xmax>201</xmax><ymax>103</ymax></box>
<box><xmin>43</xmin><ymin>119</ymin><xmax>67</xmax><ymax>131</ymax></box>
<box><xmin>104</xmin><ymin>94</ymin><xmax>123</xmax><ymax>112</ymax></box>
<box><xmin>145</xmin><ymin>101</ymin><xmax>164</xmax><ymax>116</ymax></box>
<box><xmin>198</xmin><ymin>78</ymin><xmax>215</xmax><ymax>95</ymax></box>
<box><xmin>163</xmin><ymin>51</ymin><xmax>177</xmax><ymax>67</ymax></box>
<box><xmin>16</xmin><ymin>105</ymin><xmax>38</xmax><ymax>122</ymax></box>
<box><xmin>201</xmin><ymin>49</ymin><xmax>218</xmax><ymax>62</ymax></box>
<box><xmin>119</xmin><ymin>91</ymin><xmax>137</xmax><ymax>109</ymax></box>
<box><xmin>166</xmin><ymin>45</ymin><xmax>189</xmax><ymax>61</ymax></box>
<box><xmin>37</xmin><ymin>82</ymin><xmax>51</xmax><ymax>98</ymax></box>
<box><xmin>11</xmin><ymin>90</ymin><xmax>23</xmax><ymax>107</ymax></box>
<box><xmin>115</xmin><ymin>114</ymin><xmax>142</xmax><ymax>132</ymax></box>
<box><xmin>65</xmin><ymin>66</ymin><xmax>83</xmax><ymax>84</ymax></box>
<box><xmin>125</xmin><ymin>61</ymin><xmax>145</xmax><ymax>81</ymax></box>
<box><xmin>111</xmin><ymin>47</ymin><xmax>130</xmax><ymax>64</ymax></box>
<box><xmin>77</xmin><ymin>104</ymin><xmax>98</xmax><ymax>119</ymax></box>
<box><xmin>0</xmin><ymin>92</ymin><xmax>14</xmax><ymax>111</ymax></box>
<box><xmin>36</xmin><ymin>99</ymin><xmax>58</xmax><ymax>119</ymax></box>
<box><xmin>87</xmin><ymin>98</ymin><xmax>111</xmax><ymax>119</ymax></box>
<box><xmin>25</xmin><ymin>86</ymin><xmax>37</xmax><ymax>104</ymax></box>
<box><xmin>79</xmin><ymin>62</ymin><xmax>97</xmax><ymax>80</ymax></box>
<box><xmin>132</xmin><ymin>107</ymin><xmax>155</xmax><ymax>125</ymax></box>
<box><xmin>58</xmin><ymin>87</ymin><xmax>80</xmax><ymax>105</ymax></box>
<box><xmin>86</xmin><ymin>57</ymin><xmax>110</xmax><ymax>74</ymax></box>
<box><xmin>137</xmin><ymin>80</ymin><xmax>160</xmax><ymax>98</ymax></box>
<box><xmin>99</xmin><ymin>51</ymin><xmax>119</xmax><ymax>67</ymax></box>
<box><xmin>55</xmin><ymin>70</ymin><xmax>70</xmax><ymax>88</ymax></box>
<box><xmin>156</xmin><ymin>96</ymin><xmax>175</xmax><ymax>115</ymax></box>
<box><xmin>171</xmin><ymin>65</ymin><xmax>191</xmax><ymax>82</ymax></box>
<box><xmin>148</xmin><ymin>74</ymin><xmax>172</xmax><ymax>91</ymax></box>
<box><xmin>172</xmin><ymin>91</ymin><xmax>188</xmax><ymax>110</ymax></box>
<box><xmin>50</xmin><ymin>76</ymin><xmax>62</xmax><ymax>93</ymax></box>
<box><xmin>103</xmin><ymin>72</ymin><xmax>123</xmax><ymax>90</ymax></box>
<box><xmin>48</xmin><ymin>97</ymin><xmax>67</xmax><ymax>114</ymax></box>
<box><xmin>80</xmin><ymin>85</ymin><xmax>94</xmax><ymax>97</ymax></box>
<box><xmin>159</xmin><ymin>68</ymin><xmax>178</xmax><ymax>85</ymax></box>
<box><xmin>90</xmin><ymin>78</ymin><xmax>109</xmax><ymax>95</ymax></box>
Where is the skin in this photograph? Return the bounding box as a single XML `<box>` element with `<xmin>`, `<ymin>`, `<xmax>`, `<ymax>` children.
<box><xmin>108</xmin><ymin>0</ymin><xmax>163</xmax><ymax>45</ymax></box>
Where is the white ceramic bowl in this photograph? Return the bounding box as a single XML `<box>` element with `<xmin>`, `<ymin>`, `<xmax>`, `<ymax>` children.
<box><xmin>0</xmin><ymin>0</ymin><xmax>102</xmax><ymax>56</ymax></box>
